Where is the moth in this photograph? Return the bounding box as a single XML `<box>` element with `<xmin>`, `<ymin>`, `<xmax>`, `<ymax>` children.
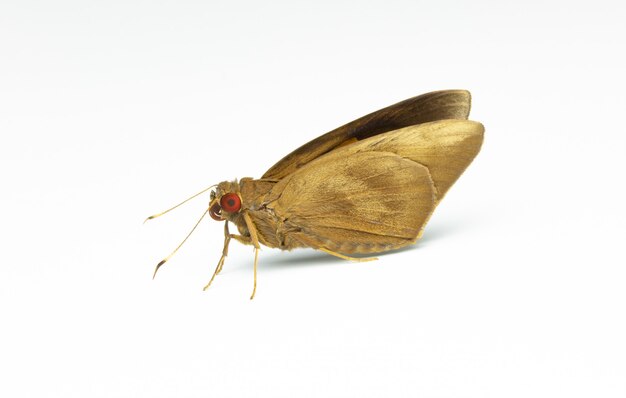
<box><xmin>147</xmin><ymin>90</ymin><xmax>484</xmax><ymax>298</ymax></box>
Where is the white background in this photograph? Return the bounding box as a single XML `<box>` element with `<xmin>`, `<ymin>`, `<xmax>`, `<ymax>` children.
<box><xmin>1</xmin><ymin>1</ymin><xmax>625</xmax><ymax>397</ymax></box>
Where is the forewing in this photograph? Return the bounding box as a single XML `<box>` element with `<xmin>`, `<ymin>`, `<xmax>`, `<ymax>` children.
<box><xmin>337</xmin><ymin>119</ymin><xmax>485</xmax><ymax>201</ymax></box>
<box><xmin>262</xmin><ymin>90</ymin><xmax>471</xmax><ymax>180</ymax></box>
<box><xmin>268</xmin><ymin>151</ymin><xmax>436</xmax><ymax>254</ymax></box>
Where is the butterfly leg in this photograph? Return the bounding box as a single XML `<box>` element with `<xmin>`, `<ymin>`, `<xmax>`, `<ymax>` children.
<box><xmin>319</xmin><ymin>247</ymin><xmax>378</xmax><ymax>262</ymax></box>
<box><xmin>291</xmin><ymin>232</ymin><xmax>378</xmax><ymax>262</ymax></box>
<box><xmin>203</xmin><ymin>222</ymin><xmax>251</xmax><ymax>291</ymax></box>
<box><xmin>214</xmin><ymin>222</ymin><xmax>231</xmax><ymax>276</ymax></box>
<box><xmin>242</xmin><ymin>212</ymin><xmax>261</xmax><ymax>300</ymax></box>
<box><xmin>251</xmin><ymin>246</ymin><xmax>259</xmax><ymax>300</ymax></box>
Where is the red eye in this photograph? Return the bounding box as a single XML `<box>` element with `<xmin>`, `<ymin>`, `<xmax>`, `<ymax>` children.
<box><xmin>220</xmin><ymin>193</ymin><xmax>241</xmax><ymax>213</ymax></box>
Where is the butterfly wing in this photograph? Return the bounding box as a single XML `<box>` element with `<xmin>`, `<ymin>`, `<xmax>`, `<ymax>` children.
<box><xmin>268</xmin><ymin>151</ymin><xmax>436</xmax><ymax>254</ymax></box>
<box><xmin>262</xmin><ymin>90</ymin><xmax>472</xmax><ymax>180</ymax></box>
<box><xmin>264</xmin><ymin>119</ymin><xmax>484</xmax><ymax>254</ymax></box>
<box><xmin>344</xmin><ymin>119</ymin><xmax>485</xmax><ymax>202</ymax></box>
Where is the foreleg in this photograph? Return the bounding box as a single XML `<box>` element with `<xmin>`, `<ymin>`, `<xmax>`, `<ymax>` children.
<box><xmin>203</xmin><ymin>222</ymin><xmax>252</xmax><ymax>291</ymax></box>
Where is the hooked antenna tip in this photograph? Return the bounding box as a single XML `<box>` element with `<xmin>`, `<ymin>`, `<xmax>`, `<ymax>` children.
<box><xmin>144</xmin><ymin>213</ymin><xmax>163</xmax><ymax>224</ymax></box>
<box><xmin>152</xmin><ymin>259</ymin><xmax>167</xmax><ymax>279</ymax></box>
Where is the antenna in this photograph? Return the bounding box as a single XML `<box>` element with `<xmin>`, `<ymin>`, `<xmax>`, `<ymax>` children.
<box><xmin>144</xmin><ymin>184</ymin><xmax>217</xmax><ymax>223</ymax></box>
<box><xmin>152</xmin><ymin>208</ymin><xmax>209</xmax><ymax>279</ymax></box>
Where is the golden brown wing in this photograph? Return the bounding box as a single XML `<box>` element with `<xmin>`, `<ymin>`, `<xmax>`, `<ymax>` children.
<box><xmin>264</xmin><ymin>119</ymin><xmax>484</xmax><ymax>254</ymax></box>
<box><xmin>262</xmin><ymin>90</ymin><xmax>472</xmax><ymax>180</ymax></box>
<box><xmin>266</xmin><ymin>151</ymin><xmax>437</xmax><ymax>254</ymax></box>
<box><xmin>338</xmin><ymin>119</ymin><xmax>485</xmax><ymax>202</ymax></box>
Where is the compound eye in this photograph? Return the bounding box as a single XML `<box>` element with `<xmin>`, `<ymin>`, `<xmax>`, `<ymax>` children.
<box><xmin>220</xmin><ymin>192</ymin><xmax>241</xmax><ymax>213</ymax></box>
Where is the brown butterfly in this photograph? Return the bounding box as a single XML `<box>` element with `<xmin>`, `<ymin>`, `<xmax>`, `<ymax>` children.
<box><xmin>146</xmin><ymin>90</ymin><xmax>484</xmax><ymax>298</ymax></box>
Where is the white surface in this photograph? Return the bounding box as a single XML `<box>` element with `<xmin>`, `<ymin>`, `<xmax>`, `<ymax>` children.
<box><xmin>1</xmin><ymin>1</ymin><xmax>625</xmax><ymax>397</ymax></box>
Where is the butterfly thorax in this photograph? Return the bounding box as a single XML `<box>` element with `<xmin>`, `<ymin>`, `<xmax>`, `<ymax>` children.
<box><xmin>216</xmin><ymin>178</ymin><xmax>304</xmax><ymax>250</ymax></box>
